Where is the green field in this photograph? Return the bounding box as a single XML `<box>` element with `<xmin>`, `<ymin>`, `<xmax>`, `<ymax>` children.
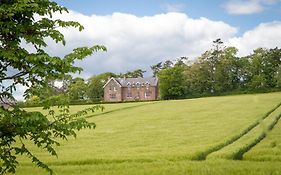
<box><xmin>13</xmin><ymin>92</ymin><xmax>281</xmax><ymax>175</ymax></box>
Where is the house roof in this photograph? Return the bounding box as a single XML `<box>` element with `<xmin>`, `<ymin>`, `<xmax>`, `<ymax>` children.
<box><xmin>102</xmin><ymin>77</ymin><xmax>122</xmax><ymax>88</ymax></box>
<box><xmin>103</xmin><ymin>77</ymin><xmax>158</xmax><ymax>88</ymax></box>
<box><xmin>116</xmin><ymin>77</ymin><xmax>158</xmax><ymax>87</ymax></box>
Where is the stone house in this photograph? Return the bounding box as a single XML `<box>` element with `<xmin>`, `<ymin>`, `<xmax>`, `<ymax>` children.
<box><xmin>103</xmin><ymin>77</ymin><xmax>159</xmax><ymax>102</ymax></box>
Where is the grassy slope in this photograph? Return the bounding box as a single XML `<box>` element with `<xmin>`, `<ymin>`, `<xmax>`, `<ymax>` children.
<box><xmin>207</xmin><ymin>104</ymin><xmax>281</xmax><ymax>160</ymax></box>
<box><xmin>14</xmin><ymin>92</ymin><xmax>281</xmax><ymax>175</ymax></box>
<box><xmin>14</xmin><ymin>160</ymin><xmax>281</xmax><ymax>175</ymax></box>
<box><xmin>25</xmin><ymin>102</ymin><xmax>152</xmax><ymax>117</ymax></box>
<box><xmin>243</xmin><ymin>117</ymin><xmax>281</xmax><ymax>161</ymax></box>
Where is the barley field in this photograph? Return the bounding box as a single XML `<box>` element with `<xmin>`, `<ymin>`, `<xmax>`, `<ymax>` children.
<box><xmin>13</xmin><ymin>92</ymin><xmax>281</xmax><ymax>175</ymax></box>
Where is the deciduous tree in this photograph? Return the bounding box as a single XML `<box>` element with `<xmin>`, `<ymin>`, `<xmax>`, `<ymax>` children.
<box><xmin>87</xmin><ymin>72</ymin><xmax>116</xmax><ymax>101</ymax></box>
<box><xmin>0</xmin><ymin>0</ymin><xmax>106</xmax><ymax>174</ymax></box>
<box><xmin>158</xmin><ymin>65</ymin><xmax>186</xmax><ymax>99</ymax></box>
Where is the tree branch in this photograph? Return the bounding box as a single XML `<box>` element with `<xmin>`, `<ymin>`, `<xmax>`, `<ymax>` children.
<box><xmin>0</xmin><ymin>71</ymin><xmax>28</xmax><ymax>81</ymax></box>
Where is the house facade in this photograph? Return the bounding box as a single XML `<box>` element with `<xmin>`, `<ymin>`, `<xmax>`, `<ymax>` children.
<box><xmin>103</xmin><ymin>77</ymin><xmax>159</xmax><ymax>102</ymax></box>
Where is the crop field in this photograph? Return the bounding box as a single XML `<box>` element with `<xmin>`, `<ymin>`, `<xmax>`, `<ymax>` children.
<box><xmin>13</xmin><ymin>92</ymin><xmax>281</xmax><ymax>175</ymax></box>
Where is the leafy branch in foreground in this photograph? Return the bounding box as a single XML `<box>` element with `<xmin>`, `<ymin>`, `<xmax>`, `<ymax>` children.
<box><xmin>0</xmin><ymin>0</ymin><xmax>106</xmax><ymax>174</ymax></box>
<box><xmin>0</xmin><ymin>104</ymin><xmax>104</xmax><ymax>174</ymax></box>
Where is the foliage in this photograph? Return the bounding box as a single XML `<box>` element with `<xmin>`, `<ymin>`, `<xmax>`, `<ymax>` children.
<box><xmin>150</xmin><ymin>60</ymin><xmax>176</xmax><ymax>77</ymax></box>
<box><xmin>246</xmin><ymin>48</ymin><xmax>281</xmax><ymax>90</ymax></box>
<box><xmin>153</xmin><ymin>39</ymin><xmax>281</xmax><ymax>99</ymax></box>
<box><xmin>119</xmin><ymin>69</ymin><xmax>146</xmax><ymax>78</ymax></box>
<box><xmin>150</xmin><ymin>62</ymin><xmax>163</xmax><ymax>77</ymax></box>
<box><xmin>68</xmin><ymin>78</ymin><xmax>87</xmax><ymax>101</ymax></box>
<box><xmin>158</xmin><ymin>65</ymin><xmax>186</xmax><ymax>99</ymax></box>
<box><xmin>0</xmin><ymin>104</ymin><xmax>103</xmax><ymax>174</ymax></box>
<box><xmin>0</xmin><ymin>0</ymin><xmax>106</xmax><ymax>174</ymax></box>
<box><xmin>86</xmin><ymin>72</ymin><xmax>116</xmax><ymax>101</ymax></box>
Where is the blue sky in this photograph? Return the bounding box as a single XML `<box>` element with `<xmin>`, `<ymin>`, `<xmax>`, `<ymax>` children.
<box><xmin>56</xmin><ymin>0</ymin><xmax>281</xmax><ymax>35</ymax></box>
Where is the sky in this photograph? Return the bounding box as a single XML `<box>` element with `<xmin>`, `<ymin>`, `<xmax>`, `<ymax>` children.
<box><xmin>15</xmin><ymin>0</ymin><xmax>281</xmax><ymax>100</ymax></box>
<box><xmin>49</xmin><ymin>0</ymin><xmax>281</xmax><ymax>77</ymax></box>
<box><xmin>55</xmin><ymin>0</ymin><xmax>281</xmax><ymax>35</ymax></box>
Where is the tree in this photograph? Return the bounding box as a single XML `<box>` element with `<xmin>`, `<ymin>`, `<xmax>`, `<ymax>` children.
<box><xmin>212</xmin><ymin>47</ymin><xmax>240</xmax><ymax>93</ymax></box>
<box><xmin>68</xmin><ymin>77</ymin><xmax>87</xmax><ymax>101</ymax></box>
<box><xmin>150</xmin><ymin>59</ymin><xmax>174</xmax><ymax>77</ymax></box>
<box><xmin>86</xmin><ymin>72</ymin><xmax>116</xmax><ymax>101</ymax></box>
<box><xmin>119</xmin><ymin>69</ymin><xmax>146</xmax><ymax>78</ymax></box>
<box><xmin>185</xmin><ymin>56</ymin><xmax>213</xmax><ymax>95</ymax></box>
<box><xmin>150</xmin><ymin>62</ymin><xmax>162</xmax><ymax>77</ymax></box>
<box><xmin>275</xmin><ymin>65</ymin><xmax>281</xmax><ymax>88</ymax></box>
<box><xmin>268</xmin><ymin>48</ymin><xmax>281</xmax><ymax>87</ymax></box>
<box><xmin>185</xmin><ymin>39</ymin><xmax>243</xmax><ymax>95</ymax></box>
<box><xmin>245</xmin><ymin>48</ymin><xmax>281</xmax><ymax>90</ymax></box>
<box><xmin>26</xmin><ymin>78</ymin><xmax>67</xmax><ymax>102</ymax></box>
<box><xmin>0</xmin><ymin>1</ymin><xmax>106</xmax><ymax>174</ymax></box>
<box><xmin>158</xmin><ymin>65</ymin><xmax>186</xmax><ymax>99</ymax></box>
<box><xmin>162</xmin><ymin>60</ymin><xmax>174</xmax><ymax>69</ymax></box>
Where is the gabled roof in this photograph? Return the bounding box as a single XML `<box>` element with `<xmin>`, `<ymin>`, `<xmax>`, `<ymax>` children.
<box><xmin>102</xmin><ymin>77</ymin><xmax>122</xmax><ymax>88</ymax></box>
<box><xmin>117</xmin><ymin>77</ymin><xmax>158</xmax><ymax>87</ymax></box>
<box><xmin>103</xmin><ymin>77</ymin><xmax>158</xmax><ymax>88</ymax></box>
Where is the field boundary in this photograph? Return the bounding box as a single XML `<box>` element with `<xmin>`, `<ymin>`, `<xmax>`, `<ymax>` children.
<box><xmin>191</xmin><ymin>101</ymin><xmax>281</xmax><ymax>160</ymax></box>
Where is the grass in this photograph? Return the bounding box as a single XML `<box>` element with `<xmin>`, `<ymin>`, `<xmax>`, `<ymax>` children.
<box><xmin>25</xmin><ymin>101</ymin><xmax>152</xmax><ymax>117</ymax></box>
<box><xmin>13</xmin><ymin>160</ymin><xmax>281</xmax><ymax>175</ymax></box>
<box><xmin>207</xmin><ymin>104</ymin><xmax>281</xmax><ymax>160</ymax></box>
<box><xmin>192</xmin><ymin>101</ymin><xmax>281</xmax><ymax>160</ymax></box>
<box><xmin>12</xmin><ymin>92</ymin><xmax>281</xmax><ymax>175</ymax></box>
<box><xmin>243</xmin><ymin>116</ymin><xmax>281</xmax><ymax>161</ymax></box>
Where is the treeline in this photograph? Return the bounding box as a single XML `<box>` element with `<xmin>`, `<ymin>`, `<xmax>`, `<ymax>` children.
<box><xmin>24</xmin><ymin>69</ymin><xmax>147</xmax><ymax>105</ymax></box>
<box><xmin>25</xmin><ymin>39</ymin><xmax>281</xmax><ymax>104</ymax></box>
<box><xmin>157</xmin><ymin>39</ymin><xmax>281</xmax><ymax>99</ymax></box>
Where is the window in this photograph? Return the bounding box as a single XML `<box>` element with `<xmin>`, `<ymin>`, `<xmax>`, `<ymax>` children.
<box><xmin>136</xmin><ymin>82</ymin><xmax>140</xmax><ymax>89</ymax></box>
<box><xmin>127</xmin><ymin>92</ymin><xmax>132</xmax><ymax>98</ymax></box>
<box><xmin>145</xmin><ymin>91</ymin><xmax>151</xmax><ymax>98</ymax></box>
<box><xmin>110</xmin><ymin>94</ymin><xmax>116</xmax><ymax>99</ymax></box>
<box><xmin>113</xmin><ymin>86</ymin><xmax>117</xmax><ymax>91</ymax></box>
<box><xmin>145</xmin><ymin>82</ymin><xmax>150</xmax><ymax>89</ymax></box>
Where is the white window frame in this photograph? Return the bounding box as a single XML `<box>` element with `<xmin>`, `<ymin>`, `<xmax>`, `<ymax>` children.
<box><xmin>145</xmin><ymin>91</ymin><xmax>151</xmax><ymax>98</ymax></box>
<box><xmin>127</xmin><ymin>92</ymin><xmax>132</xmax><ymax>98</ymax></box>
<box><xmin>136</xmin><ymin>82</ymin><xmax>140</xmax><ymax>89</ymax></box>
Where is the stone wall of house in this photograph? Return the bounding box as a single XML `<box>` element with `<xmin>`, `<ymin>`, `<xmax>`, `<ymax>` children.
<box><xmin>103</xmin><ymin>79</ymin><xmax>122</xmax><ymax>102</ymax></box>
<box><xmin>122</xmin><ymin>86</ymin><xmax>158</xmax><ymax>101</ymax></box>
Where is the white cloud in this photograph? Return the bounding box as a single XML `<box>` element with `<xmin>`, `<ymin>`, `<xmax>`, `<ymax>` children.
<box><xmin>223</xmin><ymin>0</ymin><xmax>279</xmax><ymax>15</ymax></box>
<box><xmin>228</xmin><ymin>21</ymin><xmax>281</xmax><ymax>56</ymax></box>
<box><xmin>43</xmin><ymin>11</ymin><xmax>237</xmax><ymax>78</ymax></box>
<box><xmin>14</xmin><ymin>11</ymin><xmax>281</xmax><ymax>100</ymax></box>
